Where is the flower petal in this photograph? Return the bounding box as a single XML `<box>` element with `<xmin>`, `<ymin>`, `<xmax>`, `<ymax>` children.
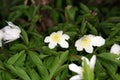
<box><xmin>69</xmin><ymin>63</ymin><xmax>83</xmax><ymax>75</ymax></box>
<box><xmin>92</xmin><ymin>36</ymin><xmax>105</xmax><ymax>47</ymax></box>
<box><xmin>3</xmin><ymin>29</ymin><xmax>20</xmax><ymax>43</ymax></box>
<box><xmin>75</xmin><ymin>40</ymin><xmax>83</xmax><ymax>51</ymax></box>
<box><xmin>69</xmin><ymin>75</ymin><xmax>83</xmax><ymax>80</ymax></box>
<box><xmin>81</xmin><ymin>56</ymin><xmax>90</xmax><ymax>66</ymax></box>
<box><xmin>62</xmin><ymin>34</ymin><xmax>70</xmax><ymax>40</ymax></box>
<box><xmin>84</xmin><ymin>46</ymin><xmax>93</xmax><ymax>53</ymax></box>
<box><xmin>44</xmin><ymin>36</ymin><xmax>50</xmax><ymax>43</ymax></box>
<box><xmin>59</xmin><ymin>40</ymin><xmax>69</xmax><ymax>48</ymax></box>
<box><xmin>75</xmin><ymin>40</ymin><xmax>80</xmax><ymax>47</ymax></box>
<box><xmin>89</xmin><ymin>55</ymin><xmax>96</xmax><ymax>71</ymax></box>
<box><xmin>76</xmin><ymin>46</ymin><xmax>83</xmax><ymax>51</ymax></box>
<box><xmin>7</xmin><ymin>21</ymin><xmax>15</xmax><ymax>27</ymax></box>
<box><xmin>48</xmin><ymin>42</ymin><xmax>57</xmax><ymax>49</ymax></box>
<box><xmin>7</xmin><ymin>21</ymin><xmax>21</xmax><ymax>31</ymax></box>
<box><xmin>110</xmin><ymin>44</ymin><xmax>120</xmax><ymax>55</ymax></box>
<box><xmin>57</xmin><ymin>30</ymin><xmax>63</xmax><ymax>35</ymax></box>
<box><xmin>0</xmin><ymin>30</ymin><xmax>4</xmax><ymax>40</ymax></box>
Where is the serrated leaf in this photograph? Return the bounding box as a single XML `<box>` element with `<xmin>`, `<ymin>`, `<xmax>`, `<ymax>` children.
<box><xmin>54</xmin><ymin>64</ymin><xmax>68</xmax><ymax>77</ymax></box>
<box><xmin>80</xmin><ymin>3</ymin><xmax>90</xmax><ymax>13</ymax></box>
<box><xmin>7</xmin><ymin>50</ymin><xmax>25</xmax><ymax>65</ymax></box>
<box><xmin>27</xmin><ymin>67</ymin><xmax>41</xmax><ymax>80</ymax></box>
<box><xmin>95</xmin><ymin>60</ymin><xmax>108</xmax><ymax>80</ymax></box>
<box><xmin>87</xmin><ymin>22</ymin><xmax>97</xmax><ymax>35</ymax></box>
<box><xmin>0</xmin><ymin>71</ymin><xmax>13</xmax><ymax>80</ymax></box>
<box><xmin>7</xmin><ymin>65</ymin><xmax>31</xmax><ymax>80</ymax></box>
<box><xmin>65</xmin><ymin>6</ymin><xmax>78</xmax><ymax>21</ymax></box>
<box><xmin>28</xmin><ymin>51</ymin><xmax>49</xmax><ymax>80</ymax></box>
<box><xmin>21</xmin><ymin>28</ymin><xmax>29</xmax><ymax>45</ymax></box>
<box><xmin>49</xmin><ymin>51</ymin><xmax>68</xmax><ymax>79</ymax></box>
<box><xmin>102</xmin><ymin>61</ymin><xmax>118</xmax><ymax>80</ymax></box>
<box><xmin>10</xmin><ymin>43</ymin><xmax>27</xmax><ymax>51</ymax></box>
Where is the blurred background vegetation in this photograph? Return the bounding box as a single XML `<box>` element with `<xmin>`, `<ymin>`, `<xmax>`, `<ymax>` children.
<box><xmin>0</xmin><ymin>0</ymin><xmax>120</xmax><ymax>31</ymax></box>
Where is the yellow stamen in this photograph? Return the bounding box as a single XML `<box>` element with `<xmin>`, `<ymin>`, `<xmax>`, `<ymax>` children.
<box><xmin>80</xmin><ymin>36</ymin><xmax>91</xmax><ymax>47</ymax></box>
<box><xmin>51</xmin><ymin>33</ymin><xmax>61</xmax><ymax>42</ymax></box>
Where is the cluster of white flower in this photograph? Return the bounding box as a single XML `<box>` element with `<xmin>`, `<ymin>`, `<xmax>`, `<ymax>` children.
<box><xmin>44</xmin><ymin>31</ymin><xmax>120</xmax><ymax>80</ymax></box>
<box><xmin>44</xmin><ymin>31</ymin><xmax>105</xmax><ymax>53</ymax></box>
<box><xmin>0</xmin><ymin>21</ymin><xmax>21</xmax><ymax>47</ymax></box>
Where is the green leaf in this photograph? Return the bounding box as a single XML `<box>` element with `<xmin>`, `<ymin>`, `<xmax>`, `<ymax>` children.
<box><xmin>108</xmin><ymin>25</ymin><xmax>120</xmax><ymax>39</ymax></box>
<box><xmin>41</xmin><ymin>46</ymin><xmax>58</xmax><ymax>55</ymax></box>
<box><xmin>49</xmin><ymin>51</ymin><xmax>68</xmax><ymax>79</ymax></box>
<box><xmin>7</xmin><ymin>50</ymin><xmax>25</xmax><ymax>65</ymax></box>
<box><xmin>0</xmin><ymin>71</ymin><xmax>13</xmax><ymax>80</ymax></box>
<box><xmin>51</xmin><ymin>9</ymin><xmax>59</xmax><ymax>24</ymax></box>
<box><xmin>28</xmin><ymin>51</ymin><xmax>49</xmax><ymax>80</ymax></box>
<box><xmin>98</xmin><ymin>53</ymin><xmax>120</xmax><ymax>66</ymax></box>
<box><xmin>83</xmin><ymin>60</ymin><xmax>94</xmax><ymax>80</ymax></box>
<box><xmin>0</xmin><ymin>60</ymin><xmax>5</xmax><ymax>70</ymax></box>
<box><xmin>65</xmin><ymin>6</ymin><xmax>78</xmax><ymax>22</ymax></box>
<box><xmin>10</xmin><ymin>43</ymin><xmax>27</xmax><ymax>51</ymax></box>
<box><xmin>95</xmin><ymin>60</ymin><xmax>108</xmax><ymax>80</ymax></box>
<box><xmin>80</xmin><ymin>3</ymin><xmax>90</xmax><ymax>13</ymax></box>
<box><xmin>7</xmin><ymin>65</ymin><xmax>31</xmax><ymax>80</ymax></box>
<box><xmin>54</xmin><ymin>64</ymin><xmax>68</xmax><ymax>77</ymax></box>
<box><xmin>87</xmin><ymin>22</ymin><xmax>97</xmax><ymax>35</ymax></box>
<box><xmin>80</xmin><ymin>18</ymin><xmax>87</xmax><ymax>34</ymax></box>
<box><xmin>102</xmin><ymin>61</ymin><xmax>118</xmax><ymax>80</ymax></box>
<box><xmin>8</xmin><ymin>11</ymin><xmax>22</xmax><ymax>21</ymax></box>
<box><xmin>27</xmin><ymin>66</ymin><xmax>41</xmax><ymax>80</ymax></box>
<box><xmin>105</xmin><ymin>17</ymin><xmax>120</xmax><ymax>22</ymax></box>
<box><xmin>29</xmin><ymin>32</ymin><xmax>44</xmax><ymax>48</ymax></box>
<box><xmin>21</xmin><ymin>28</ymin><xmax>29</xmax><ymax>45</ymax></box>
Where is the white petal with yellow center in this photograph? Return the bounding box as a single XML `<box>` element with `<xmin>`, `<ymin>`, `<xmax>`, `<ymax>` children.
<box><xmin>44</xmin><ymin>31</ymin><xmax>69</xmax><ymax>49</ymax></box>
<box><xmin>79</xmin><ymin>35</ymin><xmax>92</xmax><ymax>48</ymax></box>
<box><xmin>51</xmin><ymin>33</ymin><xmax>61</xmax><ymax>43</ymax></box>
<box><xmin>75</xmin><ymin>35</ymin><xmax>93</xmax><ymax>53</ymax></box>
<box><xmin>75</xmin><ymin>34</ymin><xmax>105</xmax><ymax>53</ymax></box>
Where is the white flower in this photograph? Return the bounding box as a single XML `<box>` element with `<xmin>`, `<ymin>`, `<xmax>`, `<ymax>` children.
<box><xmin>110</xmin><ymin>44</ymin><xmax>120</xmax><ymax>55</ymax></box>
<box><xmin>44</xmin><ymin>31</ymin><xmax>70</xmax><ymax>49</ymax></box>
<box><xmin>75</xmin><ymin>34</ymin><xmax>105</xmax><ymax>53</ymax></box>
<box><xmin>0</xmin><ymin>30</ymin><xmax>4</xmax><ymax>47</ymax></box>
<box><xmin>2</xmin><ymin>21</ymin><xmax>21</xmax><ymax>43</ymax></box>
<box><xmin>69</xmin><ymin>64</ymin><xmax>83</xmax><ymax>80</ymax></box>
<box><xmin>69</xmin><ymin>55</ymin><xmax>96</xmax><ymax>80</ymax></box>
<box><xmin>81</xmin><ymin>55</ymin><xmax>96</xmax><ymax>71</ymax></box>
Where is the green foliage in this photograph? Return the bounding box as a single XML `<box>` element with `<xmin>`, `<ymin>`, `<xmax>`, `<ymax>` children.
<box><xmin>0</xmin><ymin>0</ymin><xmax>120</xmax><ymax>80</ymax></box>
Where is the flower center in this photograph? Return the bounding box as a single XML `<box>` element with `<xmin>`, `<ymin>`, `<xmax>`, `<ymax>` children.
<box><xmin>80</xmin><ymin>37</ymin><xmax>91</xmax><ymax>47</ymax></box>
<box><xmin>51</xmin><ymin>33</ymin><xmax>61</xmax><ymax>42</ymax></box>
